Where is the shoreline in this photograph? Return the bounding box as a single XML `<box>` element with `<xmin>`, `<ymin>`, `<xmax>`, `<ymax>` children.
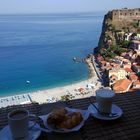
<box><xmin>30</xmin><ymin>77</ymin><xmax>101</xmax><ymax>104</ymax></box>
<box><xmin>0</xmin><ymin>54</ymin><xmax>102</xmax><ymax>105</ymax></box>
<box><xmin>0</xmin><ymin>76</ymin><xmax>88</xmax><ymax>98</ymax></box>
<box><xmin>30</xmin><ymin>54</ymin><xmax>102</xmax><ymax>104</ymax></box>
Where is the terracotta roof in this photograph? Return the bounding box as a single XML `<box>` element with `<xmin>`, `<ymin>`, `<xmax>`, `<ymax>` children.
<box><xmin>113</xmin><ymin>79</ymin><xmax>132</xmax><ymax>93</ymax></box>
<box><xmin>129</xmin><ymin>74</ymin><xmax>139</xmax><ymax>81</ymax></box>
<box><xmin>133</xmin><ymin>81</ymin><xmax>140</xmax><ymax>86</ymax></box>
<box><xmin>124</xmin><ymin>68</ymin><xmax>133</xmax><ymax>73</ymax></box>
<box><xmin>100</xmin><ymin>61</ymin><xmax>106</xmax><ymax>65</ymax></box>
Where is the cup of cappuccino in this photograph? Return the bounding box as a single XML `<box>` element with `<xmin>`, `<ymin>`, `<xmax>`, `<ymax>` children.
<box><xmin>96</xmin><ymin>89</ymin><xmax>115</xmax><ymax>114</ymax></box>
<box><xmin>8</xmin><ymin>109</ymin><xmax>35</xmax><ymax>140</ymax></box>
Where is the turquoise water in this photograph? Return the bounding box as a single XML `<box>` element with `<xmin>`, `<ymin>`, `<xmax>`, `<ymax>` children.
<box><xmin>0</xmin><ymin>13</ymin><xmax>103</xmax><ymax>96</ymax></box>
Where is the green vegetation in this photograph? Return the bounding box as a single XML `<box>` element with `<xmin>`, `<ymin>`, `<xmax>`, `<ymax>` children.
<box><xmin>108</xmin><ymin>24</ymin><xmax>116</xmax><ymax>32</ymax></box>
<box><xmin>131</xmin><ymin>33</ymin><xmax>137</xmax><ymax>38</ymax></box>
<box><xmin>105</xmin><ymin>34</ymin><xmax>112</xmax><ymax>40</ymax></box>
<box><xmin>99</xmin><ymin>47</ymin><xmax>116</xmax><ymax>59</ymax></box>
<box><xmin>115</xmin><ymin>29</ymin><xmax>122</xmax><ymax>33</ymax></box>
<box><xmin>114</xmin><ymin>45</ymin><xmax>126</xmax><ymax>55</ymax></box>
<box><xmin>132</xmin><ymin>22</ymin><xmax>139</xmax><ymax>28</ymax></box>
<box><xmin>99</xmin><ymin>44</ymin><xmax>127</xmax><ymax>59</ymax></box>
<box><xmin>137</xmin><ymin>72</ymin><xmax>140</xmax><ymax>77</ymax></box>
<box><xmin>60</xmin><ymin>93</ymin><xmax>75</xmax><ymax>101</ymax></box>
<box><xmin>121</xmin><ymin>40</ymin><xmax>130</xmax><ymax>47</ymax></box>
<box><xmin>122</xmin><ymin>27</ymin><xmax>129</xmax><ymax>33</ymax></box>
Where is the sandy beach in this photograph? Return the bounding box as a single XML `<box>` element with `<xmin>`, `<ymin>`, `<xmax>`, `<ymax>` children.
<box><xmin>30</xmin><ymin>77</ymin><xmax>102</xmax><ymax>104</ymax></box>
<box><xmin>0</xmin><ymin>55</ymin><xmax>103</xmax><ymax>107</ymax></box>
<box><xmin>30</xmin><ymin>55</ymin><xmax>102</xmax><ymax>104</ymax></box>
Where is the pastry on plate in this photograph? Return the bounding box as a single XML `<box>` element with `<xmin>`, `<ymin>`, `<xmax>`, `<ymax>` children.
<box><xmin>47</xmin><ymin>107</ymin><xmax>67</xmax><ymax>125</ymax></box>
<box><xmin>47</xmin><ymin>107</ymin><xmax>83</xmax><ymax>129</ymax></box>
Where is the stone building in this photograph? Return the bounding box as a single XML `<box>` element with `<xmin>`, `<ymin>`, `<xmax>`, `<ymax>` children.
<box><xmin>109</xmin><ymin>8</ymin><xmax>140</xmax><ymax>21</ymax></box>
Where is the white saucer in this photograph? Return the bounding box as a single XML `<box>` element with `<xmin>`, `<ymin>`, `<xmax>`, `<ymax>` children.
<box><xmin>88</xmin><ymin>103</ymin><xmax>123</xmax><ymax>120</ymax></box>
<box><xmin>0</xmin><ymin>121</ymin><xmax>41</xmax><ymax>140</ymax></box>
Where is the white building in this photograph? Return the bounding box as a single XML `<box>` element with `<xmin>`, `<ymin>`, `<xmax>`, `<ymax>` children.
<box><xmin>124</xmin><ymin>33</ymin><xmax>133</xmax><ymax>41</ymax></box>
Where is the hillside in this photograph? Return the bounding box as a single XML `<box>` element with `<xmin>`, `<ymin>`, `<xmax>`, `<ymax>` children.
<box><xmin>98</xmin><ymin>8</ymin><xmax>140</xmax><ymax>48</ymax></box>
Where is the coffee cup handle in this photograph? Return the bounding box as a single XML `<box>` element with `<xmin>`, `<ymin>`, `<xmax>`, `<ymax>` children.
<box><xmin>28</xmin><ymin>114</ymin><xmax>52</xmax><ymax>132</ymax></box>
<box><xmin>28</xmin><ymin>114</ymin><xmax>37</xmax><ymax>129</ymax></box>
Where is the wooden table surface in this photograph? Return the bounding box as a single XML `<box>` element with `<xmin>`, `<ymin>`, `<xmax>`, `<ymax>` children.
<box><xmin>0</xmin><ymin>92</ymin><xmax>140</xmax><ymax>140</ymax></box>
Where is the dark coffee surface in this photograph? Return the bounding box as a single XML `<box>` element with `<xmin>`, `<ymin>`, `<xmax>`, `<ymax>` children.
<box><xmin>10</xmin><ymin>111</ymin><xmax>27</xmax><ymax>119</ymax></box>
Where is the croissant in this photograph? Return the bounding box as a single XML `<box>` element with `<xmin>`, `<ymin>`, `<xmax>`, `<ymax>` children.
<box><xmin>47</xmin><ymin>108</ymin><xmax>83</xmax><ymax>129</ymax></box>
<box><xmin>47</xmin><ymin>107</ymin><xmax>67</xmax><ymax>125</ymax></box>
<box><xmin>57</xmin><ymin>112</ymin><xmax>83</xmax><ymax>129</ymax></box>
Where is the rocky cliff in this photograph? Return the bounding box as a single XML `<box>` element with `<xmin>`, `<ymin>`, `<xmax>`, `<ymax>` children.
<box><xmin>98</xmin><ymin>9</ymin><xmax>140</xmax><ymax>49</ymax></box>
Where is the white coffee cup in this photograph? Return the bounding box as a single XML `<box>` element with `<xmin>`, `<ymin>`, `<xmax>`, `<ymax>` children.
<box><xmin>8</xmin><ymin>109</ymin><xmax>35</xmax><ymax>140</ymax></box>
<box><xmin>96</xmin><ymin>89</ymin><xmax>115</xmax><ymax>114</ymax></box>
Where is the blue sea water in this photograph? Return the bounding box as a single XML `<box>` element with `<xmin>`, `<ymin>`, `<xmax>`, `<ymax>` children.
<box><xmin>0</xmin><ymin>13</ymin><xmax>103</xmax><ymax>96</ymax></box>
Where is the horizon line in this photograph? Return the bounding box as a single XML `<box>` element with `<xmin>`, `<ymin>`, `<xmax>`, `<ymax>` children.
<box><xmin>0</xmin><ymin>10</ymin><xmax>107</xmax><ymax>15</ymax></box>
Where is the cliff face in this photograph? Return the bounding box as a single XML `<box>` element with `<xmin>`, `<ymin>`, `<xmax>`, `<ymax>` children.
<box><xmin>98</xmin><ymin>13</ymin><xmax>113</xmax><ymax>48</ymax></box>
<box><xmin>98</xmin><ymin>9</ymin><xmax>140</xmax><ymax>49</ymax></box>
<box><xmin>98</xmin><ymin>13</ymin><xmax>120</xmax><ymax>49</ymax></box>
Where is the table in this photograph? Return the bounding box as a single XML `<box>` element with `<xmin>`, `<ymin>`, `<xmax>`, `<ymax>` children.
<box><xmin>67</xmin><ymin>92</ymin><xmax>140</xmax><ymax>140</ymax></box>
<box><xmin>0</xmin><ymin>92</ymin><xmax>140</xmax><ymax>140</ymax></box>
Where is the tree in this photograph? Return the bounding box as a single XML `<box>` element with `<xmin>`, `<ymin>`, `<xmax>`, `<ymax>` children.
<box><xmin>121</xmin><ymin>40</ymin><xmax>130</xmax><ymax>48</ymax></box>
<box><xmin>131</xmin><ymin>33</ymin><xmax>137</xmax><ymax>40</ymax></box>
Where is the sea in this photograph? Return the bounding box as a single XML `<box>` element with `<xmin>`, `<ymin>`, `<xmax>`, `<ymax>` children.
<box><xmin>0</xmin><ymin>12</ymin><xmax>104</xmax><ymax>96</ymax></box>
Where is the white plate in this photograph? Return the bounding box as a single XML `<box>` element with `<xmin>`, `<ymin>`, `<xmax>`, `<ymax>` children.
<box><xmin>39</xmin><ymin>107</ymin><xmax>90</xmax><ymax>133</ymax></box>
<box><xmin>0</xmin><ymin>121</ymin><xmax>41</xmax><ymax>140</ymax></box>
<box><xmin>88</xmin><ymin>103</ymin><xmax>123</xmax><ymax>120</ymax></box>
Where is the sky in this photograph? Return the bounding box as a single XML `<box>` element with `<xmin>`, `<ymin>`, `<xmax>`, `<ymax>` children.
<box><xmin>0</xmin><ymin>0</ymin><xmax>140</xmax><ymax>14</ymax></box>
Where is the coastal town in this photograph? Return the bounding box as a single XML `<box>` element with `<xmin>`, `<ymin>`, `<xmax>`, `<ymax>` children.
<box><xmin>94</xmin><ymin>8</ymin><xmax>140</xmax><ymax>93</ymax></box>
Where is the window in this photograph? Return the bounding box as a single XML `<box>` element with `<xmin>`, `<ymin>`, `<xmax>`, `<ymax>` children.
<box><xmin>136</xmin><ymin>13</ymin><xmax>138</xmax><ymax>15</ymax></box>
<box><xmin>125</xmin><ymin>13</ymin><xmax>127</xmax><ymax>16</ymax></box>
<box><xmin>130</xmin><ymin>13</ymin><xmax>132</xmax><ymax>16</ymax></box>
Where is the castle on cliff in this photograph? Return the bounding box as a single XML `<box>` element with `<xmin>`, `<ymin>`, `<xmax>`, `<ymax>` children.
<box><xmin>108</xmin><ymin>8</ymin><xmax>140</xmax><ymax>21</ymax></box>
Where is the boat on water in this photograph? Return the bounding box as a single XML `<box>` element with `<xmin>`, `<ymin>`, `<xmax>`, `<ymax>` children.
<box><xmin>73</xmin><ymin>57</ymin><xmax>84</xmax><ymax>63</ymax></box>
<box><xmin>26</xmin><ymin>80</ymin><xmax>30</xmax><ymax>84</ymax></box>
